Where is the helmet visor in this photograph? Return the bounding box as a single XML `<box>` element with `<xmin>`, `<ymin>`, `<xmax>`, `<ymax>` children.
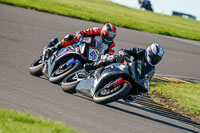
<box><xmin>149</xmin><ymin>54</ymin><xmax>161</xmax><ymax>65</ymax></box>
<box><xmin>102</xmin><ymin>32</ymin><xmax>115</xmax><ymax>43</ymax></box>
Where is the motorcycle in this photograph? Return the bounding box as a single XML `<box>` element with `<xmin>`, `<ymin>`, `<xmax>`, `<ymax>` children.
<box><xmin>61</xmin><ymin>59</ymin><xmax>155</xmax><ymax>104</ymax></box>
<box><xmin>29</xmin><ymin>39</ymin><xmax>106</xmax><ymax>84</ymax></box>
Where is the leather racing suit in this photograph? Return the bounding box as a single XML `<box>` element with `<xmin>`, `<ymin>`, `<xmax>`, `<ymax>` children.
<box><xmin>43</xmin><ymin>27</ymin><xmax>116</xmax><ymax>60</ymax></box>
<box><xmin>85</xmin><ymin>47</ymin><xmax>155</xmax><ymax>73</ymax></box>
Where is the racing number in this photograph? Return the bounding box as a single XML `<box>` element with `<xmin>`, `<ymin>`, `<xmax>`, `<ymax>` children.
<box><xmin>89</xmin><ymin>49</ymin><xmax>98</xmax><ymax>61</ymax></box>
<box><xmin>90</xmin><ymin>51</ymin><xmax>97</xmax><ymax>60</ymax></box>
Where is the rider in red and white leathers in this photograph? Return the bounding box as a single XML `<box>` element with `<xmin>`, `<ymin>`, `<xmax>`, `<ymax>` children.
<box><xmin>43</xmin><ymin>23</ymin><xmax>117</xmax><ymax>60</ymax></box>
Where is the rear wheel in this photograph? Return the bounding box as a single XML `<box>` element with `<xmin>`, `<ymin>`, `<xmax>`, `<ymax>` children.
<box><xmin>93</xmin><ymin>79</ymin><xmax>131</xmax><ymax>104</ymax></box>
<box><xmin>49</xmin><ymin>62</ymin><xmax>82</xmax><ymax>84</ymax></box>
<box><xmin>61</xmin><ymin>69</ymin><xmax>87</xmax><ymax>93</ymax></box>
<box><xmin>29</xmin><ymin>57</ymin><xmax>43</xmax><ymax>76</ymax></box>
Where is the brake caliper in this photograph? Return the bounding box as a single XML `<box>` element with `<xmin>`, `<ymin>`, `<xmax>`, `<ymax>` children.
<box><xmin>113</xmin><ymin>77</ymin><xmax>125</xmax><ymax>88</ymax></box>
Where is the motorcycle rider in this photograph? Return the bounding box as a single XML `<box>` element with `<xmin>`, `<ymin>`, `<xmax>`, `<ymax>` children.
<box><xmin>139</xmin><ymin>0</ymin><xmax>153</xmax><ymax>12</ymax></box>
<box><xmin>42</xmin><ymin>23</ymin><xmax>117</xmax><ymax>60</ymax></box>
<box><xmin>84</xmin><ymin>43</ymin><xmax>164</xmax><ymax>102</ymax></box>
<box><xmin>85</xmin><ymin>43</ymin><xmax>164</xmax><ymax>70</ymax></box>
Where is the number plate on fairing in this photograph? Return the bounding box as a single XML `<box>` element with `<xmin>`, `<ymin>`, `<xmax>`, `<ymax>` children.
<box><xmin>88</xmin><ymin>48</ymin><xmax>99</xmax><ymax>61</ymax></box>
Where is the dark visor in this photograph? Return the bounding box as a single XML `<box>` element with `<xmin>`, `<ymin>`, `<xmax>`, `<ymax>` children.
<box><xmin>149</xmin><ymin>54</ymin><xmax>161</xmax><ymax>65</ymax></box>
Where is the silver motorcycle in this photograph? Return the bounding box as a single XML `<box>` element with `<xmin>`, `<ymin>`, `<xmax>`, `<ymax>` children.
<box><xmin>61</xmin><ymin>59</ymin><xmax>155</xmax><ymax>104</ymax></box>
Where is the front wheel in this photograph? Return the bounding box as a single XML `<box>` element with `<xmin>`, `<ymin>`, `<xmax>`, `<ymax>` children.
<box><xmin>93</xmin><ymin>82</ymin><xmax>131</xmax><ymax>104</ymax></box>
<box><xmin>49</xmin><ymin>62</ymin><xmax>82</xmax><ymax>84</ymax></box>
<box><xmin>29</xmin><ymin>57</ymin><xmax>43</xmax><ymax>76</ymax></box>
<box><xmin>61</xmin><ymin>69</ymin><xmax>87</xmax><ymax>93</ymax></box>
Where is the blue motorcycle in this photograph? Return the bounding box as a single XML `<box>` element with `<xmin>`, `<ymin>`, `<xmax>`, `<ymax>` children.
<box><xmin>29</xmin><ymin>40</ymin><xmax>105</xmax><ymax>84</ymax></box>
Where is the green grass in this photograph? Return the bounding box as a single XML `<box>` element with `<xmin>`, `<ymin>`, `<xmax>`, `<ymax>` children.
<box><xmin>1</xmin><ymin>0</ymin><xmax>200</xmax><ymax>41</ymax></box>
<box><xmin>149</xmin><ymin>82</ymin><xmax>200</xmax><ymax>118</ymax></box>
<box><xmin>0</xmin><ymin>108</ymin><xmax>80</xmax><ymax>133</ymax></box>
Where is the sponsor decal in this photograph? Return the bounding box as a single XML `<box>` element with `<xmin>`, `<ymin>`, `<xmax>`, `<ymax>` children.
<box><xmin>138</xmin><ymin>64</ymin><xmax>141</xmax><ymax>69</ymax></box>
<box><xmin>96</xmin><ymin>49</ymin><xmax>99</xmax><ymax>54</ymax></box>
<box><xmin>66</xmin><ymin>58</ymin><xmax>75</xmax><ymax>66</ymax></box>
<box><xmin>144</xmin><ymin>82</ymin><xmax>147</xmax><ymax>89</ymax></box>
<box><xmin>137</xmin><ymin>67</ymin><xmax>141</xmax><ymax>74</ymax></box>
<box><xmin>58</xmin><ymin>49</ymin><xmax>72</xmax><ymax>56</ymax></box>
<box><xmin>137</xmin><ymin>64</ymin><xmax>142</xmax><ymax>74</ymax></box>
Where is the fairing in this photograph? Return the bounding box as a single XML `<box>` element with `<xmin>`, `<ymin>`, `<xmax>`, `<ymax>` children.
<box><xmin>76</xmin><ymin>63</ymin><xmax>131</xmax><ymax>97</ymax></box>
<box><xmin>44</xmin><ymin>41</ymin><xmax>104</xmax><ymax>77</ymax></box>
<box><xmin>76</xmin><ymin>60</ymin><xmax>155</xmax><ymax>96</ymax></box>
<box><xmin>47</xmin><ymin>50</ymin><xmax>82</xmax><ymax>76</ymax></box>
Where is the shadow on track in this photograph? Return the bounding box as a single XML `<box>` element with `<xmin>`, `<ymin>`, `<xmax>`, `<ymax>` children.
<box><xmin>130</xmin><ymin>96</ymin><xmax>200</xmax><ymax>126</ymax></box>
<box><xmin>104</xmin><ymin>96</ymin><xmax>199</xmax><ymax>133</ymax></box>
<box><xmin>64</xmin><ymin>91</ymin><xmax>199</xmax><ymax>132</ymax></box>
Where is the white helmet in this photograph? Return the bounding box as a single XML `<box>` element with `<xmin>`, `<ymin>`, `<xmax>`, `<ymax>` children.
<box><xmin>145</xmin><ymin>43</ymin><xmax>164</xmax><ymax>66</ymax></box>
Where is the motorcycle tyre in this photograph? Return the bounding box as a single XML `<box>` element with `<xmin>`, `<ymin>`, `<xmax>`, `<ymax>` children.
<box><xmin>61</xmin><ymin>69</ymin><xmax>85</xmax><ymax>94</ymax></box>
<box><xmin>29</xmin><ymin>57</ymin><xmax>43</xmax><ymax>76</ymax></box>
<box><xmin>93</xmin><ymin>83</ymin><xmax>131</xmax><ymax>104</ymax></box>
<box><xmin>49</xmin><ymin>62</ymin><xmax>82</xmax><ymax>84</ymax></box>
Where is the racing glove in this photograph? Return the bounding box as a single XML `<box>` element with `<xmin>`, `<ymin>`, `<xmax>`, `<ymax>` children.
<box><xmin>75</xmin><ymin>33</ymin><xmax>83</xmax><ymax>41</ymax></box>
<box><xmin>43</xmin><ymin>47</ymin><xmax>56</xmax><ymax>60</ymax></box>
<box><xmin>44</xmin><ymin>41</ymin><xmax>65</xmax><ymax>59</ymax></box>
<box><xmin>84</xmin><ymin>63</ymin><xmax>98</xmax><ymax>71</ymax></box>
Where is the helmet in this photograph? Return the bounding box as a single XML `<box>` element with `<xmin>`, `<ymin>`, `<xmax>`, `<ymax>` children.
<box><xmin>145</xmin><ymin>43</ymin><xmax>164</xmax><ymax>66</ymax></box>
<box><xmin>100</xmin><ymin>23</ymin><xmax>116</xmax><ymax>44</ymax></box>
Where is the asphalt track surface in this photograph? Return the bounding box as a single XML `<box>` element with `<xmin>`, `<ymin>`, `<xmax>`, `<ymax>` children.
<box><xmin>0</xmin><ymin>4</ymin><xmax>200</xmax><ymax>133</ymax></box>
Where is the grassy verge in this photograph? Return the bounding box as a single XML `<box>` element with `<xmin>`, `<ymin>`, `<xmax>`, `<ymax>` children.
<box><xmin>149</xmin><ymin>82</ymin><xmax>200</xmax><ymax>121</ymax></box>
<box><xmin>0</xmin><ymin>0</ymin><xmax>200</xmax><ymax>41</ymax></box>
<box><xmin>0</xmin><ymin>108</ymin><xmax>80</xmax><ymax>133</ymax></box>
